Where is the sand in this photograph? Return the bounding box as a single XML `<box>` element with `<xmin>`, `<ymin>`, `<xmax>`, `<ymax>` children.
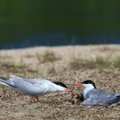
<box><xmin>0</xmin><ymin>45</ymin><xmax>120</xmax><ymax>120</ymax></box>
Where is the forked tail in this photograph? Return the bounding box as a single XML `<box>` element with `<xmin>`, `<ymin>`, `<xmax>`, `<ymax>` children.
<box><xmin>117</xmin><ymin>94</ymin><xmax>120</xmax><ymax>101</ymax></box>
<box><xmin>117</xmin><ymin>95</ymin><xmax>120</xmax><ymax>100</ymax></box>
<box><xmin>0</xmin><ymin>77</ymin><xmax>15</xmax><ymax>88</ymax></box>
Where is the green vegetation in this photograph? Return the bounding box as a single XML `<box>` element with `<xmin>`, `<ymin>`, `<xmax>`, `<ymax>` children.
<box><xmin>70</xmin><ymin>57</ymin><xmax>115</xmax><ymax>70</ymax></box>
<box><xmin>70</xmin><ymin>58</ymin><xmax>96</xmax><ymax>70</ymax></box>
<box><xmin>37</xmin><ymin>51</ymin><xmax>60</xmax><ymax>63</ymax></box>
<box><xmin>95</xmin><ymin>57</ymin><xmax>111</xmax><ymax>68</ymax></box>
<box><xmin>113</xmin><ymin>57</ymin><xmax>120</xmax><ymax>68</ymax></box>
<box><xmin>0</xmin><ymin>60</ymin><xmax>37</xmax><ymax>74</ymax></box>
<box><xmin>69</xmin><ymin>56</ymin><xmax>120</xmax><ymax>70</ymax></box>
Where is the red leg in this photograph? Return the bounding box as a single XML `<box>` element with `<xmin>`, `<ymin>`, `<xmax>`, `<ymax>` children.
<box><xmin>30</xmin><ymin>96</ymin><xmax>39</xmax><ymax>103</ymax></box>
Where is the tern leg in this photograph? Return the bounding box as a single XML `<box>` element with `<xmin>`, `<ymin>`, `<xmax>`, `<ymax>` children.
<box><xmin>25</xmin><ymin>96</ymin><xmax>39</xmax><ymax>103</ymax></box>
<box><xmin>30</xmin><ymin>96</ymin><xmax>39</xmax><ymax>103</ymax></box>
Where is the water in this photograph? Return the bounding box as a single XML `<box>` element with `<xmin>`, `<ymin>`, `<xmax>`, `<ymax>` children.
<box><xmin>0</xmin><ymin>0</ymin><xmax>120</xmax><ymax>49</ymax></box>
<box><xmin>1</xmin><ymin>33</ymin><xmax>120</xmax><ymax>49</ymax></box>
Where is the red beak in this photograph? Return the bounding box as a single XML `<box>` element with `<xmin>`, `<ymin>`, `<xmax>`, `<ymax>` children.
<box><xmin>73</xmin><ymin>82</ymin><xmax>81</xmax><ymax>87</ymax></box>
<box><xmin>64</xmin><ymin>89</ymin><xmax>72</xmax><ymax>93</ymax></box>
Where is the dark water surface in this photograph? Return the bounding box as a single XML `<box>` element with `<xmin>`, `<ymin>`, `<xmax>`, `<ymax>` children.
<box><xmin>0</xmin><ymin>0</ymin><xmax>120</xmax><ymax>49</ymax></box>
<box><xmin>1</xmin><ymin>33</ymin><xmax>120</xmax><ymax>49</ymax></box>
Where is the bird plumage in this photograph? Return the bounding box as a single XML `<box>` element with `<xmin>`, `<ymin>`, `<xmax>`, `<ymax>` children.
<box><xmin>74</xmin><ymin>80</ymin><xmax>120</xmax><ymax>105</ymax></box>
<box><xmin>0</xmin><ymin>75</ymin><xmax>71</xmax><ymax>102</ymax></box>
<box><xmin>82</xmin><ymin>88</ymin><xmax>120</xmax><ymax>105</ymax></box>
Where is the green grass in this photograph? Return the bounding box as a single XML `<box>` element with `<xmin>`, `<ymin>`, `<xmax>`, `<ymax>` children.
<box><xmin>69</xmin><ymin>58</ymin><xmax>96</xmax><ymax>70</ymax></box>
<box><xmin>37</xmin><ymin>51</ymin><xmax>60</xmax><ymax>63</ymax></box>
<box><xmin>0</xmin><ymin>60</ymin><xmax>37</xmax><ymax>74</ymax></box>
<box><xmin>95</xmin><ymin>57</ymin><xmax>111</xmax><ymax>68</ymax></box>
<box><xmin>113</xmin><ymin>57</ymin><xmax>120</xmax><ymax>68</ymax></box>
<box><xmin>69</xmin><ymin>57</ymin><xmax>112</xmax><ymax>70</ymax></box>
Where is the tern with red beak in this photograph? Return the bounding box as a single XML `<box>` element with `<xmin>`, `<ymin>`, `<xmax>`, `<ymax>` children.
<box><xmin>0</xmin><ymin>75</ymin><xmax>72</xmax><ymax>102</ymax></box>
<box><xmin>74</xmin><ymin>80</ymin><xmax>120</xmax><ymax>105</ymax></box>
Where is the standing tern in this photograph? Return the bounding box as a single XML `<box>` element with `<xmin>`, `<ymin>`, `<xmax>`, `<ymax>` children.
<box><xmin>0</xmin><ymin>75</ymin><xmax>72</xmax><ymax>102</ymax></box>
<box><xmin>74</xmin><ymin>80</ymin><xmax>120</xmax><ymax>105</ymax></box>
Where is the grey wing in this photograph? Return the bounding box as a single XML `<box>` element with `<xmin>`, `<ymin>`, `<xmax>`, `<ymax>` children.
<box><xmin>10</xmin><ymin>75</ymin><xmax>43</xmax><ymax>86</ymax></box>
<box><xmin>9</xmin><ymin>75</ymin><xmax>52</xmax><ymax>95</ymax></box>
<box><xmin>10</xmin><ymin>75</ymin><xmax>48</xmax><ymax>85</ymax></box>
<box><xmin>86</xmin><ymin>89</ymin><xmax>119</xmax><ymax>105</ymax></box>
<box><xmin>0</xmin><ymin>77</ymin><xmax>16</xmax><ymax>88</ymax></box>
<box><xmin>81</xmin><ymin>97</ymin><xmax>101</xmax><ymax>105</ymax></box>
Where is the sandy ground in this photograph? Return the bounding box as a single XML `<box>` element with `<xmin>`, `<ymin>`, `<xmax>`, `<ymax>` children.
<box><xmin>0</xmin><ymin>45</ymin><xmax>120</xmax><ymax>120</ymax></box>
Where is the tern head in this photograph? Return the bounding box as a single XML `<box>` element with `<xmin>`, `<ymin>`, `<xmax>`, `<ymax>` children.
<box><xmin>73</xmin><ymin>80</ymin><xmax>96</xmax><ymax>89</ymax></box>
<box><xmin>53</xmin><ymin>81</ymin><xmax>72</xmax><ymax>93</ymax></box>
<box><xmin>73</xmin><ymin>80</ymin><xmax>96</xmax><ymax>97</ymax></box>
<box><xmin>82</xmin><ymin>80</ymin><xmax>96</xmax><ymax>89</ymax></box>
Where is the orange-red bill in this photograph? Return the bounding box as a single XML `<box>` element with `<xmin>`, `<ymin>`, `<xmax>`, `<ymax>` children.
<box><xmin>64</xmin><ymin>89</ymin><xmax>73</xmax><ymax>93</ymax></box>
<box><xmin>73</xmin><ymin>83</ymin><xmax>81</xmax><ymax>87</ymax></box>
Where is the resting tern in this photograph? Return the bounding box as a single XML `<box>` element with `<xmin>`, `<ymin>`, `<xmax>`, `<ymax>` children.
<box><xmin>74</xmin><ymin>80</ymin><xmax>120</xmax><ymax>105</ymax></box>
<box><xmin>0</xmin><ymin>75</ymin><xmax>72</xmax><ymax>102</ymax></box>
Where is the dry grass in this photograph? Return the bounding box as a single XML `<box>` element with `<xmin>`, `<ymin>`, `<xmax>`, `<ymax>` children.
<box><xmin>69</xmin><ymin>58</ymin><xmax>96</xmax><ymax>70</ymax></box>
<box><xmin>0</xmin><ymin>60</ymin><xmax>37</xmax><ymax>77</ymax></box>
<box><xmin>36</xmin><ymin>51</ymin><xmax>61</xmax><ymax>63</ymax></box>
<box><xmin>95</xmin><ymin>57</ymin><xmax>112</xmax><ymax>68</ymax></box>
<box><xmin>113</xmin><ymin>57</ymin><xmax>120</xmax><ymax>68</ymax></box>
<box><xmin>69</xmin><ymin>57</ymin><xmax>111</xmax><ymax>70</ymax></box>
<box><xmin>0</xmin><ymin>45</ymin><xmax>120</xmax><ymax>120</ymax></box>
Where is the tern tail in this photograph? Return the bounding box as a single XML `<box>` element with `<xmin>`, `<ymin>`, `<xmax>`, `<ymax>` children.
<box><xmin>0</xmin><ymin>77</ymin><xmax>15</xmax><ymax>88</ymax></box>
<box><xmin>116</xmin><ymin>95</ymin><xmax>120</xmax><ymax>100</ymax></box>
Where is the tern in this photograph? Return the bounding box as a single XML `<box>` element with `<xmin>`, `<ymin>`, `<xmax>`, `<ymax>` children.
<box><xmin>0</xmin><ymin>75</ymin><xmax>72</xmax><ymax>102</ymax></box>
<box><xmin>74</xmin><ymin>80</ymin><xmax>120</xmax><ymax>105</ymax></box>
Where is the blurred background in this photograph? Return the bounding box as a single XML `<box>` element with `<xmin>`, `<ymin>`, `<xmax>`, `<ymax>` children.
<box><xmin>0</xmin><ymin>0</ymin><xmax>120</xmax><ymax>49</ymax></box>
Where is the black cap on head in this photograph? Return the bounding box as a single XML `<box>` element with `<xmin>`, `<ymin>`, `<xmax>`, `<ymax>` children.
<box><xmin>52</xmin><ymin>81</ymin><xmax>67</xmax><ymax>88</ymax></box>
<box><xmin>82</xmin><ymin>80</ymin><xmax>96</xmax><ymax>88</ymax></box>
